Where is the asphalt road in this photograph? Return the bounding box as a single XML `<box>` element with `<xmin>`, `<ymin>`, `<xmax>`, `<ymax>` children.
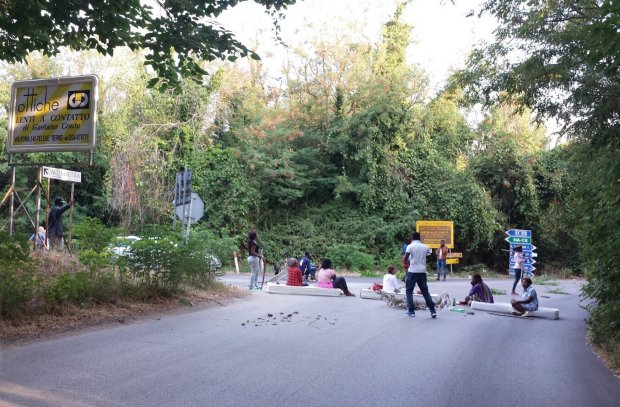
<box><xmin>1</xmin><ymin>275</ymin><xmax>618</xmax><ymax>407</ymax></box>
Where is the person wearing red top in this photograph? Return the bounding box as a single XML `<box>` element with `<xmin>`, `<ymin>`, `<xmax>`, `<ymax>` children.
<box><xmin>286</xmin><ymin>258</ymin><xmax>304</xmax><ymax>286</ymax></box>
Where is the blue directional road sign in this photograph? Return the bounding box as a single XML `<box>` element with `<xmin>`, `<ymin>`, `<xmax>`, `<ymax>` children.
<box><xmin>505</xmin><ymin>229</ymin><xmax>532</xmax><ymax>238</ymax></box>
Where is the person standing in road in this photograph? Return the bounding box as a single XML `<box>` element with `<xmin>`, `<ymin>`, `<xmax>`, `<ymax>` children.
<box><xmin>403</xmin><ymin>232</ymin><xmax>437</xmax><ymax>318</ymax></box>
<box><xmin>247</xmin><ymin>230</ymin><xmax>263</xmax><ymax>290</ymax></box>
<box><xmin>47</xmin><ymin>197</ymin><xmax>72</xmax><ymax>251</ymax></box>
<box><xmin>436</xmin><ymin>239</ymin><xmax>448</xmax><ymax>281</ymax></box>
<box><xmin>511</xmin><ymin>246</ymin><xmax>524</xmax><ymax>295</ymax></box>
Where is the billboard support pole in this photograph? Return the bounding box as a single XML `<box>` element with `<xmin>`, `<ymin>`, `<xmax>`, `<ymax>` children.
<box><xmin>34</xmin><ymin>167</ymin><xmax>42</xmax><ymax>249</ymax></box>
<box><xmin>8</xmin><ymin>166</ymin><xmax>16</xmax><ymax>237</ymax></box>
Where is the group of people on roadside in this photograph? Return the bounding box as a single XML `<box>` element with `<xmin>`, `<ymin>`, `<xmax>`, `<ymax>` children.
<box><xmin>246</xmin><ymin>231</ymin><xmax>354</xmax><ymax>295</ymax></box>
<box><xmin>247</xmin><ymin>230</ymin><xmax>539</xmax><ymax>316</ymax></box>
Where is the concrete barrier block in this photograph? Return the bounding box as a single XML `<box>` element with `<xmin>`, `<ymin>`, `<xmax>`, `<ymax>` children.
<box><xmin>265</xmin><ymin>283</ymin><xmax>343</xmax><ymax>297</ymax></box>
<box><xmin>471</xmin><ymin>301</ymin><xmax>559</xmax><ymax>320</ymax></box>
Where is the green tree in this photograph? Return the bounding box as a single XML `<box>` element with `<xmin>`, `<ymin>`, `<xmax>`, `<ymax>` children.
<box><xmin>0</xmin><ymin>0</ymin><xmax>297</xmax><ymax>90</ymax></box>
<box><xmin>459</xmin><ymin>0</ymin><xmax>620</xmax><ymax>368</ymax></box>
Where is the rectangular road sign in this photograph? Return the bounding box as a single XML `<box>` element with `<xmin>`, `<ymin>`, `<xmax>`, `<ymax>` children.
<box><xmin>446</xmin><ymin>258</ymin><xmax>459</xmax><ymax>265</ymax></box>
<box><xmin>416</xmin><ymin>220</ymin><xmax>454</xmax><ymax>249</ymax></box>
<box><xmin>446</xmin><ymin>252</ymin><xmax>463</xmax><ymax>258</ymax></box>
<box><xmin>505</xmin><ymin>229</ymin><xmax>532</xmax><ymax>238</ymax></box>
<box><xmin>505</xmin><ymin>236</ymin><xmax>532</xmax><ymax>244</ymax></box>
<box><xmin>510</xmin><ymin>258</ymin><xmax>536</xmax><ymax>266</ymax></box>
<box><xmin>7</xmin><ymin>75</ymin><xmax>98</xmax><ymax>154</ymax></box>
<box><xmin>42</xmin><ymin>166</ymin><xmax>81</xmax><ymax>183</ymax></box>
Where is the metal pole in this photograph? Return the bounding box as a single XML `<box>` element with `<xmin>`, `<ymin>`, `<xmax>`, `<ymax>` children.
<box><xmin>185</xmin><ymin>193</ymin><xmax>193</xmax><ymax>241</ymax></box>
<box><xmin>172</xmin><ymin>172</ymin><xmax>179</xmax><ymax>228</ymax></box>
<box><xmin>68</xmin><ymin>182</ymin><xmax>75</xmax><ymax>248</ymax></box>
<box><xmin>8</xmin><ymin>166</ymin><xmax>15</xmax><ymax>237</ymax></box>
<box><xmin>234</xmin><ymin>251</ymin><xmax>240</xmax><ymax>274</ymax></box>
<box><xmin>45</xmin><ymin>176</ymin><xmax>50</xmax><ymax>249</ymax></box>
<box><xmin>35</xmin><ymin>167</ymin><xmax>42</xmax><ymax>250</ymax></box>
<box><xmin>180</xmin><ymin>168</ymin><xmax>187</xmax><ymax>235</ymax></box>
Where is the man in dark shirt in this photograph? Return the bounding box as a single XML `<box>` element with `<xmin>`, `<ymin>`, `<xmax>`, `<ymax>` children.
<box><xmin>300</xmin><ymin>251</ymin><xmax>316</xmax><ymax>281</ymax></box>
<box><xmin>47</xmin><ymin>197</ymin><xmax>72</xmax><ymax>251</ymax></box>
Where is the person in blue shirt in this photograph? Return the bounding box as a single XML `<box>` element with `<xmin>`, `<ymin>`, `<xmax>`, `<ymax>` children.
<box><xmin>511</xmin><ymin>277</ymin><xmax>539</xmax><ymax>316</ymax></box>
<box><xmin>29</xmin><ymin>226</ymin><xmax>47</xmax><ymax>250</ymax></box>
<box><xmin>300</xmin><ymin>251</ymin><xmax>316</xmax><ymax>281</ymax></box>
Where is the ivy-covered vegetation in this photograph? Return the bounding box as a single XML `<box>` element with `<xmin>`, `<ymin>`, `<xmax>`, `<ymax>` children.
<box><xmin>0</xmin><ymin>0</ymin><xmax>617</xmax><ymax>368</ymax></box>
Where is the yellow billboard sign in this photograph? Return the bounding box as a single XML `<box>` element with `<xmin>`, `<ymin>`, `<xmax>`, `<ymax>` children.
<box><xmin>416</xmin><ymin>220</ymin><xmax>454</xmax><ymax>249</ymax></box>
<box><xmin>7</xmin><ymin>75</ymin><xmax>99</xmax><ymax>154</ymax></box>
<box><xmin>446</xmin><ymin>258</ymin><xmax>459</xmax><ymax>265</ymax></box>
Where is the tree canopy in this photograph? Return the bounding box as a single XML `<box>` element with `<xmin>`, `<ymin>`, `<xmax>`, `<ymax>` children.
<box><xmin>458</xmin><ymin>0</ymin><xmax>620</xmax><ymax>147</ymax></box>
<box><xmin>0</xmin><ymin>0</ymin><xmax>297</xmax><ymax>90</ymax></box>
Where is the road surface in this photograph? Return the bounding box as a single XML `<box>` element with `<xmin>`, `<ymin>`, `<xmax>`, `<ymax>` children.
<box><xmin>1</xmin><ymin>275</ymin><xmax>618</xmax><ymax>406</ymax></box>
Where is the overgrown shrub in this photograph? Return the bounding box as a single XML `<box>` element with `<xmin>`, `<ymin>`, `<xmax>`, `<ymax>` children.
<box><xmin>326</xmin><ymin>243</ymin><xmax>375</xmax><ymax>271</ymax></box>
<box><xmin>0</xmin><ymin>234</ymin><xmax>39</xmax><ymax>319</ymax></box>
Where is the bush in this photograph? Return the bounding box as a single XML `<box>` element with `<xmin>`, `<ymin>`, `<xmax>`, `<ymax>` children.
<box><xmin>0</xmin><ymin>234</ymin><xmax>39</xmax><ymax>319</ymax></box>
<box><xmin>326</xmin><ymin>243</ymin><xmax>375</xmax><ymax>271</ymax></box>
<box><xmin>46</xmin><ymin>271</ymin><xmax>119</xmax><ymax>305</ymax></box>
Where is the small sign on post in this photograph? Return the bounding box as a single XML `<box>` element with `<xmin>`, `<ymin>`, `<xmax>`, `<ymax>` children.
<box><xmin>42</xmin><ymin>166</ymin><xmax>82</xmax><ymax>183</ymax></box>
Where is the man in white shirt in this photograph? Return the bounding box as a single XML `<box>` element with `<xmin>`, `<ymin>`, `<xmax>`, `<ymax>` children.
<box><xmin>382</xmin><ymin>265</ymin><xmax>402</xmax><ymax>294</ymax></box>
<box><xmin>403</xmin><ymin>232</ymin><xmax>437</xmax><ymax>318</ymax></box>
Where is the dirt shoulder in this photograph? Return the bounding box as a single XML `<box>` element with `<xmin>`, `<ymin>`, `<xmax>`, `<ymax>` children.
<box><xmin>0</xmin><ymin>284</ymin><xmax>247</xmax><ymax>348</ymax></box>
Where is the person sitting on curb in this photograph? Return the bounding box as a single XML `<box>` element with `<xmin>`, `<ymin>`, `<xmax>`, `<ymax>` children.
<box><xmin>511</xmin><ymin>277</ymin><xmax>538</xmax><ymax>316</ymax></box>
<box><xmin>316</xmin><ymin>258</ymin><xmax>355</xmax><ymax>296</ymax></box>
<box><xmin>458</xmin><ymin>273</ymin><xmax>493</xmax><ymax>305</ymax></box>
<box><xmin>382</xmin><ymin>265</ymin><xmax>402</xmax><ymax>294</ymax></box>
<box><xmin>286</xmin><ymin>258</ymin><xmax>308</xmax><ymax>287</ymax></box>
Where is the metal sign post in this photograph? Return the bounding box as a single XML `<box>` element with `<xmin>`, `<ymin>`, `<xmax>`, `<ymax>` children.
<box><xmin>505</xmin><ymin>229</ymin><xmax>537</xmax><ymax>276</ymax></box>
<box><xmin>34</xmin><ymin>167</ymin><xmax>42</xmax><ymax>249</ymax></box>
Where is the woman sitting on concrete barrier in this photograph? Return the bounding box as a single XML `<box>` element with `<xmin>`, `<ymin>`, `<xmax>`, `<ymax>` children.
<box><xmin>286</xmin><ymin>258</ymin><xmax>307</xmax><ymax>287</ymax></box>
<box><xmin>316</xmin><ymin>258</ymin><xmax>355</xmax><ymax>296</ymax></box>
<box><xmin>459</xmin><ymin>273</ymin><xmax>494</xmax><ymax>305</ymax></box>
<box><xmin>511</xmin><ymin>277</ymin><xmax>538</xmax><ymax>316</ymax></box>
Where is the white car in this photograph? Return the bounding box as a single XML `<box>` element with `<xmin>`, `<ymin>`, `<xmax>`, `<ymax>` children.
<box><xmin>110</xmin><ymin>235</ymin><xmax>222</xmax><ymax>272</ymax></box>
<box><xmin>110</xmin><ymin>236</ymin><xmax>141</xmax><ymax>257</ymax></box>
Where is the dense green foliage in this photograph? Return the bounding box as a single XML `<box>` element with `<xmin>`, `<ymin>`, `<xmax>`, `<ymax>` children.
<box><xmin>460</xmin><ymin>0</ymin><xmax>620</xmax><ymax>367</ymax></box>
<box><xmin>2</xmin><ymin>2</ymin><xmax>618</xmax><ymax>369</ymax></box>
<box><xmin>0</xmin><ymin>0</ymin><xmax>297</xmax><ymax>90</ymax></box>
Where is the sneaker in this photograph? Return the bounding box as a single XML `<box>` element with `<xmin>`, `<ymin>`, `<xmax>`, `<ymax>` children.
<box><xmin>512</xmin><ymin>311</ymin><xmax>523</xmax><ymax>316</ymax></box>
<box><xmin>431</xmin><ymin>312</ymin><xmax>437</xmax><ymax>318</ymax></box>
<box><xmin>522</xmin><ymin>312</ymin><xmax>531</xmax><ymax>317</ymax></box>
<box><xmin>405</xmin><ymin>312</ymin><xmax>415</xmax><ymax>317</ymax></box>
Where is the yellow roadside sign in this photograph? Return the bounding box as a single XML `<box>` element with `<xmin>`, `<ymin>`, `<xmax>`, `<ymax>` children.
<box><xmin>446</xmin><ymin>258</ymin><xmax>459</xmax><ymax>265</ymax></box>
<box><xmin>416</xmin><ymin>220</ymin><xmax>454</xmax><ymax>249</ymax></box>
<box><xmin>7</xmin><ymin>75</ymin><xmax>99</xmax><ymax>155</ymax></box>
<box><xmin>446</xmin><ymin>252</ymin><xmax>463</xmax><ymax>258</ymax></box>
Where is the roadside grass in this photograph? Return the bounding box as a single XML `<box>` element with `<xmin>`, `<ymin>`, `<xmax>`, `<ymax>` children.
<box><xmin>490</xmin><ymin>288</ymin><xmax>507</xmax><ymax>295</ymax></box>
<box><xmin>547</xmin><ymin>288</ymin><xmax>570</xmax><ymax>295</ymax></box>
<box><xmin>534</xmin><ymin>275</ymin><xmax>559</xmax><ymax>286</ymax></box>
